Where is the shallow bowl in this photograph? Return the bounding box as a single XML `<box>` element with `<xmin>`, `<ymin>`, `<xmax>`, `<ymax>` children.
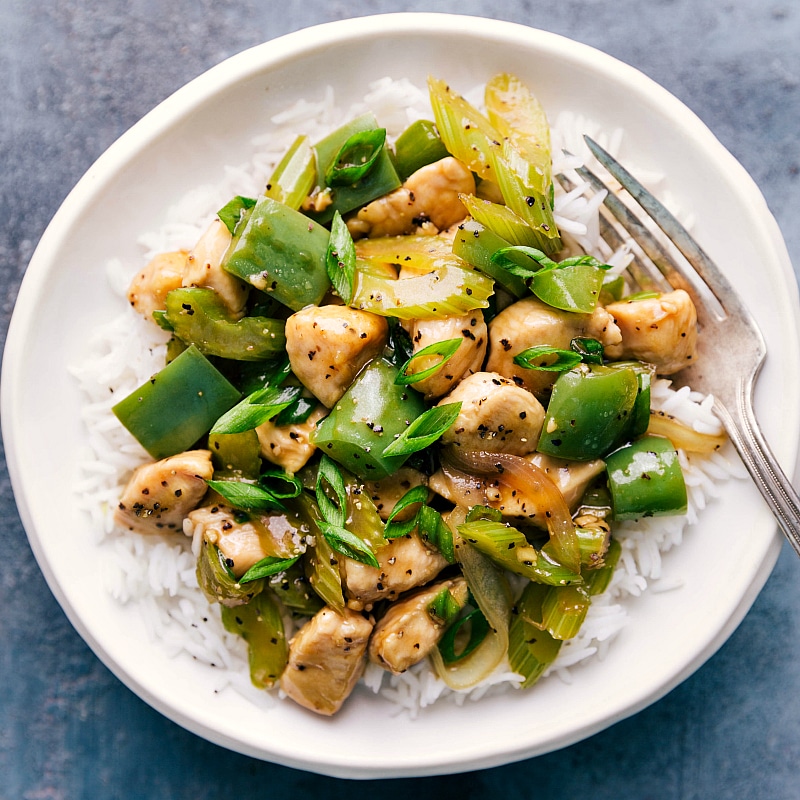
<box><xmin>3</xmin><ymin>12</ymin><xmax>799</xmax><ymax>779</ymax></box>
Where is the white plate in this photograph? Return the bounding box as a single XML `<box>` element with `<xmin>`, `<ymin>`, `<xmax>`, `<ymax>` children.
<box><xmin>3</xmin><ymin>12</ymin><xmax>799</xmax><ymax>779</ymax></box>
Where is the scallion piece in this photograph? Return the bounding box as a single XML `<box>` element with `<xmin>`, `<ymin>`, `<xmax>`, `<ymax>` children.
<box><xmin>513</xmin><ymin>345</ymin><xmax>582</xmax><ymax>372</ymax></box>
<box><xmin>318</xmin><ymin>520</ymin><xmax>380</xmax><ymax>569</ymax></box>
<box><xmin>325</xmin><ymin>127</ymin><xmax>387</xmax><ymax>186</ymax></box>
<box><xmin>384</xmin><ymin>484</ymin><xmax>429</xmax><ymax>539</ymax></box>
<box><xmin>382</xmin><ymin>402</ymin><xmax>462</xmax><ymax>458</ymax></box>
<box><xmin>205</xmin><ymin>479</ymin><xmax>286</xmax><ymax>511</ymax></box>
<box><xmin>218</xmin><ymin>195</ymin><xmax>256</xmax><ymax>234</ymax></box>
<box><xmin>395</xmin><ymin>338</ymin><xmax>462</xmax><ymax>385</ymax></box>
<box><xmin>438</xmin><ymin>606</ymin><xmax>491</xmax><ymax>664</ymax></box>
<box><xmin>315</xmin><ymin>454</ymin><xmax>347</xmax><ymax>529</ymax></box>
<box><xmin>326</xmin><ymin>210</ymin><xmax>356</xmax><ymax>304</ymax></box>
<box><xmin>210</xmin><ymin>384</ymin><xmax>301</xmax><ymax>435</ymax></box>
<box><xmin>428</xmin><ymin>586</ymin><xmax>463</xmax><ymax>626</ymax></box>
<box><xmin>238</xmin><ymin>554</ymin><xmax>302</xmax><ymax>585</ymax></box>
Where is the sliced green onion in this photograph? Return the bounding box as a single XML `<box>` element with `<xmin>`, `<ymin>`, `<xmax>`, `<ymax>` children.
<box><xmin>325</xmin><ymin>127</ymin><xmax>387</xmax><ymax>186</ymax></box>
<box><xmin>382</xmin><ymin>402</ymin><xmax>462</xmax><ymax>458</ymax></box>
<box><xmin>205</xmin><ymin>479</ymin><xmax>286</xmax><ymax>511</ymax></box>
<box><xmin>352</xmin><ymin>262</ymin><xmax>494</xmax><ymax>320</ymax></box>
<box><xmin>438</xmin><ymin>606</ymin><xmax>491</xmax><ymax>664</ymax></box>
<box><xmin>428</xmin><ymin>586</ymin><xmax>463</xmax><ymax>626</ymax></box>
<box><xmin>218</xmin><ymin>195</ymin><xmax>256</xmax><ymax>234</ymax></box>
<box><xmin>491</xmin><ymin>244</ymin><xmax>555</xmax><ymax>280</ymax></box>
<box><xmin>571</xmin><ymin>337</ymin><xmax>605</xmax><ymax>365</ymax></box>
<box><xmin>318</xmin><ymin>520</ymin><xmax>379</xmax><ymax>569</ymax></box>
<box><xmin>239</xmin><ymin>554</ymin><xmax>302</xmax><ymax>584</ymax></box>
<box><xmin>395</xmin><ymin>337</ymin><xmax>462</xmax><ymax>385</ymax></box>
<box><xmin>258</xmin><ymin>470</ymin><xmax>303</xmax><ymax>500</ymax></box>
<box><xmin>272</xmin><ymin>394</ymin><xmax>317</xmax><ymax>427</ymax></box>
<box><xmin>417</xmin><ymin>505</ymin><xmax>455</xmax><ymax>563</ymax></box>
<box><xmin>315</xmin><ymin>453</ymin><xmax>347</xmax><ymax>529</ymax></box>
<box><xmin>621</xmin><ymin>290</ymin><xmax>662</xmax><ymax>302</ymax></box>
<box><xmin>210</xmin><ymin>384</ymin><xmax>301</xmax><ymax>435</ymax></box>
<box><xmin>513</xmin><ymin>345</ymin><xmax>582</xmax><ymax>372</ymax></box>
<box><xmin>384</xmin><ymin>484</ymin><xmax>429</xmax><ymax>539</ymax></box>
<box><xmin>326</xmin><ymin>210</ymin><xmax>356</xmax><ymax>304</ymax></box>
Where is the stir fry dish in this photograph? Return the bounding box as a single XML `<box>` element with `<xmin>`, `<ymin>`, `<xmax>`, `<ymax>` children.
<box><xmin>111</xmin><ymin>74</ymin><xmax>724</xmax><ymax>716</ymax></box>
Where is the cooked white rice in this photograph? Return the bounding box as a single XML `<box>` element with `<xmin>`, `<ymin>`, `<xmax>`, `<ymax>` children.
<box><xmin>71</xmin><ymin>77</ymin><xmax>746</xmax><ymax>717</ymax></box>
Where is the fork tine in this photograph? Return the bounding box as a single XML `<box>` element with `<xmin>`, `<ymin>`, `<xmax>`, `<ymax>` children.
<box><xmin>583</xmin><ymin>136</ymin><xmax>726</xmax><ymax>323</ymax></box>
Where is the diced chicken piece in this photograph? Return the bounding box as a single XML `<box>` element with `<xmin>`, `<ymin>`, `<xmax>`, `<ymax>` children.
<box><xmin>188</xmin><ymin>503</ymin><xmax>306</xmax><ymax>577</ymax></box>
<box><xmin>364</xmin><ymin>467</ymin><xmax>429</xmax><ymax>521</ymax></box>
<box><xmin>285</xmin><ymin>305</ymin><xmax>388</xmax><ymax>408</ymax></box>
<box><xmin>429</xmin><ymin>452</ymin><xmax>605</xmax><ymax>524</ymax></box>
<box><xmin>255</xmin><ymin>404</ymin><xmax>327</xmax><ymax>474</ymax></box>
<box><xmin>438</xmin><ymin>371</ymin><xmax>545</xmax><ymax>456</ymax></box>
<box><xmin>486</xmin><ymin>296</ymin><xmax>623</xmax><ymax>396</ymax></box>
<box><xmin>347</xmin><ymin>157</ymin><xmax>474</xmax><ymax>238</ymax></box>
<box><xmin>182</xmin><ymin>219</ymin><xmax>249</xmax><ymax>318</ymax></box>
<box><xmin>369</xmin><ymin>577</ymin><xmax>469</xmax><ymax>674</ymax></box>
<box><xmin>115</xmin><ymin>450</ymin><xmax>212</xmax><ymax>534</ymax></box>
<box><xmin>402</xmin><ymin>311</ymin><xmax>488</xmax><ymax>400</ymax></box>
<box><xmin>127</xmin><ymin>250</ymin><xmax>187</xmax><ymax>320</ymax></box>
<box><xmin>280</xmin><ymin>606</ymin><xmax>374</xmax><ymax>716</ymax></box>
<box><xmin>605</xmin><ymin>289</ymin><xmax>698</xmax><ymax>375</ymax></box>
<box><xmin>342</xmin><ymin>533</ymin><xmax>449</xmax><ymax>611</ymax></box>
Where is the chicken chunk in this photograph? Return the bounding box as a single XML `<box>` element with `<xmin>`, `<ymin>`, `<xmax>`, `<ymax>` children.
<box><xmin>188</xmin><ymin>503</ymin><xmax>307</xmax><ymax>577</ymax></box>
<box><xmin>347</xmin><ymin>157</ymin><xmax>474</xmax><ymax>238</ymax></box>
<box><xmin>429</xmin><ymin>452</ymin><xmax>605</xmax><ymax>524</ymax></box>
<box><xmin>285</xmin><ymin>305</ymin><xmax>388</xmax><ymax>408</ymax></box>
<box><xmin>438</xmin><ymin>371</ymin><xmax>546</xmax><ymax>456</ymax></box>
<box><xmin>280</xmin><ymin>606</ymin><xmax>374</xmax><ymax>716</ymax></box>
<box><xmin>115</xmin><ymin>450</ymin><xmax>212</xmax><ymax>534</ymax></box>
<box><xmin>605</xmin><ymin>289</ymin><xmax>698</xmax><ymax>375</ymax></box>
<box><xmin>486</xmin><ymin>296</ymin><xmax>623</xmax><ymax>396</ymax></box>
<box><xmin>182</xmin><ymin>219</ymin><xmax>249</xmax><ymax>318</ymax></box>
<box><xmin>127</xmin><ymin>250</ymin><xmax>187</xmax><ymax>320</ymax></box>
<box><xmin>255</xmin><ymin>404</ymin><xmax>327</xmax><ymax>474</ymax></box>
<box><xmin>364</xmin><ymin>467</ymin><xmax>429</xmax><ymax>522</ymax></box>
<box><xmin>369</xmin><ymin>577</ymin><xmax>469</xmax><ymax>674</ymax></box>
<box><xmin>342</xmin><ymin>533</ymin><xmax>449</xmax><ymax>611</ymax></box>
<box><xmin>402</xmin><ymin>311</ymin><xmax>488</xmax><ymax>400</ymax></box>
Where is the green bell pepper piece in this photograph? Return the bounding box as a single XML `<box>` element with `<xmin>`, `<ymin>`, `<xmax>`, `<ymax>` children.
<box><xmin>451</xmin><ymin>219</ymin><xmax>528</xmax><ymax>298</ymax></box>
<box><xmin>112</xmin><ymin>345</ymin><xmax>241</xmax><ymax>460</ymax></box>
<box><xmin>605</xmin><ymin>434</ymin><xmax>688</xmax><ymax>520</ymax></box>
<box><xmin>208</xmin><ymin>429</ymin><xmax>262</xmax><ymax>479</ymax></box>
<box><xmin>536</xmin><ymin>365</ymin><xmax>639</xmax><ymax>460</ymax></box>
<box><xmin>394</xmin><ymin>119</ymin><xmax>450</xmax><ymax>181</ymax></box>
<box><xmin>311</xmin><ymin>357</ymin><xmax>426</xmax><ymax>480</ymax></box>
<box><xmin>221</xmin><ymin>589</ymin><xmax>288</xmax><ymax>688</ymax></box>
<box><xmin>308</xmin><ymin>113</ymin><xmax>402</xmax><ymax>225</ymax></box>
<box><xmin>165</xmin><ymin>287</ymin><xmax>286</xmax><ymax>361</ymax></box>
<box><xmin>223</xmin><ymin>194</ymin><xmax>331</xmax><ymax>311</ymax></box>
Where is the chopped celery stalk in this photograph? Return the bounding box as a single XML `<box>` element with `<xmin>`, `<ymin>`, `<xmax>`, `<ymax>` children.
<box><xmin>584</xmin><ymin>536</ymin><xmax>622</xmax><ymax>596</ymax></box>
<box><xmin>459</xmin><ymin>193</ymin><xmax>547</xmax><ymax>249</ymax></box>
<box><xmin>112</xmin><ymin>345</ymin><xmax>241</xmax><ymax>460</ymax></box>
<box><xmin>458</xmin><ymin>520</ymin><xmax>582</xmax><ymax>586</ymax></box>
<box><xmin>508</xmin><ymin>582</ymin><xmax>562</xmax><ymax>688</ymax></box>
<box><xmin>356</xmin><ymin>233</ymin><xmax>454</xmax><ymax>271</ymax></box>
<box><xmin>265</xmin><ymin>135</ymin><xmax>316</xmax><ymax>210</ymax></box>
<box><xmin>207</xmin><ymin>429</ymin><xmax>262</xmax><ymax>479</ymax></box>
<box><xmin>484</xmin><ymin>73</ymin><xmax>552</xmax><ymax>198</ymax></box>
<box><xmin>311</xmin><ymin>357</ymin><xmax>426</xmax><ymax>480</ymax></box>
<box><xmin>352</xmin><ymin>262</ymin><xmax>493</xmax><ymax>320</ymax></box>
<box><xmin>221</xmin><ymin>589</ymin><xmax>288</xmax><ymax>689</ymax></box>
<box><xmin>541</xmin><ymin>584</ymin><xmax>591</xmax><ymax>640</ymax></box>
<box><xmin>606</xmin><ymin>434</ymin><xmax>688</xmax><ymax>521</ymax></box>
<box><xmin>294</xmin><ymin>493</ymin><xmax>345</xmax><ymax>613</ymax></box>
<box><xmin>451</xmin><ymin>219</ymin><xmax>528</xmax><ymax>298</ymax></box>
<box><xmin>164</xmin><ymin>287</ymin><xmax>286</xmax><ymax>360</ymax></box>
<box><xmin>267</xmin><ymin>558</ymin><xmax>325</xmax><ymax>616</ymax></box>
<box><xmin>309</xmin><ymin>113</ymin><xmax>402</xmax><ymax>224</ymax></box>
<box><xmin>223</xmin><ymin>194</ymin><xmax>331</xmax><ymax>311</ymax></box>
<box><xmin>394</xmin><ymin>119</ymin><xmax>450</xmax><ymax>180</ymax></box>
<box><xmin>492</xmin><ymin>152</ymin><xmax>561</xmax><ymax>255</ymax></box>
<box><xmin>537</xmin><ymin>365</ymin><xmax>640</xmax><ymax>460</ymax></box>
<box><xmin>573</xmin><ymin>524</ymin><xmax>611</xmax><ymax>570</ymax></box>
<box><xmin>196</xmin><ymin>538</ymin><xmax>265</xmax><ymax>607</ymax></box>
<box><xmin>428</xmin><ymin>76</ymin><xmax>502</xmax><ymax>182</ymax></box>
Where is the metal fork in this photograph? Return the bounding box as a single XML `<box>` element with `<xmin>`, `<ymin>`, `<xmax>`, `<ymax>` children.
<box><xmin>575</xmin><ymin>135</ymin><xmax>800</xmax><ymax>557</ymax></box>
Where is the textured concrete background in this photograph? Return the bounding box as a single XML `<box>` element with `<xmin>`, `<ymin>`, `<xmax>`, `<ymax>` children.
<box><xmin>2</xmin><ymin>0</ymin><xmax>800</xmax><ymax>797</ymax></box>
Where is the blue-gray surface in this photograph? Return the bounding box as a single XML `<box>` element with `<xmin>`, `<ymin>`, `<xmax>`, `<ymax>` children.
<box><xmin>2</xmin><ymin>0</ymin><xmax>799</xmax><ymax>797</ymax></box>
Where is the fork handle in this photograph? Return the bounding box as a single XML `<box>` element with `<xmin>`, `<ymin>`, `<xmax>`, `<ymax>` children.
<box><xmin>715</xmin><ymin>392</ymin><xmax>800</xmax><ymax>557</ymax></box>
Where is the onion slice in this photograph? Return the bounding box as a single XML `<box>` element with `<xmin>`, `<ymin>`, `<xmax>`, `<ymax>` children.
<box><xmin>443</xmin><ymin>447</ymin><xmax>581</xmax><ymax>574</ymax></box>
